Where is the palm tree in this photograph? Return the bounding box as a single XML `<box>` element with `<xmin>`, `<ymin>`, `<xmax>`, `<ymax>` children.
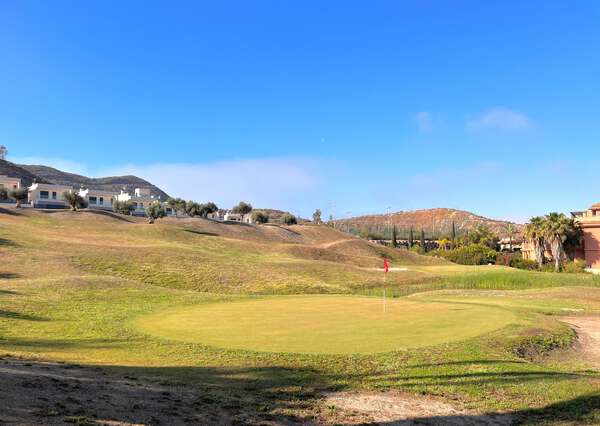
<box><xmin>542</xmin><ymin>212</ymin><xmax>577</xmax><ymax>272</ymax></box>
<box><xmin>503</xmin><ymin>223</ymin><xmax>517</xmax><ymax>251</ymax></box>
<box><xmin>8</xmin><ymin>188</ymin><xmax>28</xmax><ymax>208</ymax></box>
<box><xmin>524</xmin><ymin>216</ymin><xmax>545</xmax><ymax>267</ymax></box>
<box><xmin>62</xmin><ymin>191</ymin><xmax>87</xmax><ymax>211</ymax></box>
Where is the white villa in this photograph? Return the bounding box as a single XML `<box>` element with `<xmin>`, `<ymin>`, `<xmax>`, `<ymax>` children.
<box><xmin>223</xmin><ymin>211</ymin><xmax>252</xmax><ymax>223</ymax></box>
<box><xmin>78</xmin><ymin>188</ymin><xmax>116</xmax><ymax>211</ymax></box>
<box><xmin>116</xmin><ymin>187</ymin><xmax>163</xmax><ymax>216</ymax></box>
<box><xmin>0</xmin><ymin>175</ymin><xmax>21</xmax><ymax>192</ymax></box>
<box><xmin>28</xmin><ymin>183</ymin><xmax>72</xmax><ymax>209</ymax></box>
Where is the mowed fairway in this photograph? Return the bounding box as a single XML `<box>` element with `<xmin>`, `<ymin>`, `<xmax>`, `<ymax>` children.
<box><xmin>134</xmin><ymin>295</ymin><xmax>517</xmax><ymax>354</ymax></box>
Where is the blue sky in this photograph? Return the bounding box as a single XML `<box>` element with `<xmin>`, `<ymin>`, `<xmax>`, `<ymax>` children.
<box><xmin>2</xmin><ymin>1</ymin><xmax>600</xmax><ymax>222</ymax></box>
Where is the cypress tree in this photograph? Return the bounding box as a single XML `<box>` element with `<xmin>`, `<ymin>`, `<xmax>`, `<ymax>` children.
<box><xmin>451</xmin><ymin>221</ymin><xmax>456</xmax><ymax>247</ymax></box>
<box><xmin>408</xmin><ymin>227</ymin><xmax>414</xmax><ymax>248</ymax></box>
<box><xmin>420</xmin><ymin>229</ymin><xmax>426</xmax><ymax>252</ymax></box>
<box><xmin>392</xmin><ymin>225</ymin><xmax>398</xmax><ymax>248</ymax></box>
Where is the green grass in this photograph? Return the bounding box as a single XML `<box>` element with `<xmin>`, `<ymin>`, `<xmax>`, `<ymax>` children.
<box><xmin>134</xmin><ymin>295</ymin><xmax>518</xmax><ymax>354</ymax></box>
<box><xmin>2</xmin><ymin>209</ymin><xmax>600</xmax><ymax>423</ymax></box>
<box><xmin>356</xmin><ymin>269</ymin><xmax>600</xmax><ymax>298</ymax></box>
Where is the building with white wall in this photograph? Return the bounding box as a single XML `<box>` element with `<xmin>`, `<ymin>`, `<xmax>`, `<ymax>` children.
<box><xmin>223</xmin><ymin>211</ymin><xmax>251</xmax><ymax>223</ymax></box>
<box><xmin>0</xmin><ymin>175</ymin><xmax>21</xmax><ymax>191</ymax></box>
<box><xmin>116</xmin><ymin>187</ymin><xmax>161</xmax><ymax>216</ymax></box>
<box><xmin>28</xmin><ymin>183</ymin><xmax>72</xmax><ymax>209</ymax></box>
<box><xmin>78</xmin><ymin>188</ymin><xmax>116</xmax><ymax>210</ymax></box>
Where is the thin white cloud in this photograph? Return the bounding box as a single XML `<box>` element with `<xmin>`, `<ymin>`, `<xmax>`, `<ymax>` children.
<box><xmin>414</xmin><ymin>111</ymin><xmax>433</xmax><ymax>132</ymax></box>
<box><xmin>102</xmin><ymin>157</ymin><xmax>329</xmax><ymax>210</ymax></box>
<box><xmin>9</xmin><ymin>156</ymin><xmax>90</xmax><ymax>175</ymax></box>
<box><xmin>466</xmin><ymin>107</ymin><xmax>533</xmax><ymax>132</ymax></box>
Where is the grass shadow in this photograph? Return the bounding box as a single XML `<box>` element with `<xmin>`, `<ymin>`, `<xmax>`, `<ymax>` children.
<box><xmin>0</xmin><ymin>206</ymin><xmax>22</xmax><ymax>216</ymax></box>
<box><xmin>184</xmin><ymin>229</ymin><xmax>219</xmax><ymax>237</ymax></box>
<box><xmin>0</xmin><ymin>272</ymin><xmax>20</xmax><ymax>279</ymax></box>
<box><xmin>82</xmin><ymin>209</ymin><xmax>137</xmax><ymax>223</ymax></box>
<box><xmin>0</xmin><ymin>310</ymin><xmax>49</xmax><ymax>321</ymax></box>
<box><xmin>0</xmin><ymin>238</ymin><xmax>17</xmax><ymax>247</ymax></box>
<box><xmin>0</xmin><ymin>337</ymin><xmax>131</xmax><ymax>349</ymax></box>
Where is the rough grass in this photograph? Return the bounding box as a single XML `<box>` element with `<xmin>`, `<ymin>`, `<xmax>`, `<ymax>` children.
<box><xmin>2</xmin><ymin>208</ymin><xmax>600</xmax><ymax>423</ymax></box>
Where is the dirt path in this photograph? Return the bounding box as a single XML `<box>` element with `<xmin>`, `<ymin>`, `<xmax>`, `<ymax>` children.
<box><xmin>561</xmin><ymin>316</ymin><xmax>600</xmax><ymax>368</ymax></box>
<box><xmin>324</xmin><ymin>392</ymin><xmax>512</xmax><ymax>425</ymax></box>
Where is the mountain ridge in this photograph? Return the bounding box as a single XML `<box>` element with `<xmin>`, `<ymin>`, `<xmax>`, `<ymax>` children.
<box><xmin>334</xmin><ymin>207</ymin><xmax>521</xmax><ymax>238</ymax></box>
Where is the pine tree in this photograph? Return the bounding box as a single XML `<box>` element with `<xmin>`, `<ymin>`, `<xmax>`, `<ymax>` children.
<box><xmin>408</xmin><ymin>227</ymin><xmax>414</xmax><ymax>248</ymax></box>
<box><xmin>392</xmin><ymin>225</ymin><xmax>398</xmax><ymax>248</ymax></box>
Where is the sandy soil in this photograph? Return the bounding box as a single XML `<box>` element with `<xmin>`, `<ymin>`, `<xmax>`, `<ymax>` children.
<box><xmin>323</xmin><ymin>392</ymin><xmax>513</xmax><ymax>425</ymax></box>
<box><xmin>0</xmin><ymin>356</ymin><xmax>236</xmax><ymax>425</ymax></box>
<box><xmin>0</xmin><ymin>354</ymin><xmax>517</xmax><ymax>426</ymax></box>
<box><xmin>561</xmin><ymin>316</ymin><xmax>600</xmax><ymax>368</ymax></box>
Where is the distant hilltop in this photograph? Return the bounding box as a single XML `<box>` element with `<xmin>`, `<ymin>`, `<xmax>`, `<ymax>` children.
<box><xmin>333</xmin><ymin>208</ymin><xmax>522</xmax><ymax>238</ymax></box>
<box><xmin>0</xmin><ymin>160</ymin><xmax>170</xmax><ymax>200</ymax></box>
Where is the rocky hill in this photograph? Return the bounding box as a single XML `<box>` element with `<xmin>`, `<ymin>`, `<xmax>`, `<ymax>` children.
<box><xmin>333</xmin><ymin>208</ymin><xmax>522</xmax><ymax>238</ymax></box>
<box><xmin>0</xmin><ymin>160</ymin><xmax>51</xmax><ymax>187</ymax></box>
<box><xmin>17</xmin><ymin>164</ymin><xmax>170</xmax><ymax>199</ymax></box>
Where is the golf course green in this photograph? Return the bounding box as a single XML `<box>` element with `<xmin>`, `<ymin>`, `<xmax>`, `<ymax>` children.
<box><xmin>134</xmin><ymin>295</ymin><xmax>518</xmax><ymax>354</ymax></box>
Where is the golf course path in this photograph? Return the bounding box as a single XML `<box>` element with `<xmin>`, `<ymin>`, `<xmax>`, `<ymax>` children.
<box><xmin>561</xmin><ymin>316</ymin><xmax>600</xmax><ymax>368</ymax></box>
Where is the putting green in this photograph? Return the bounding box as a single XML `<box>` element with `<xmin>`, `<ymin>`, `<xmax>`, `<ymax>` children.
<box><xmin>134</xmin><ymin>296</ymin><xmax>517</xmax><ymax>354</ymax></box>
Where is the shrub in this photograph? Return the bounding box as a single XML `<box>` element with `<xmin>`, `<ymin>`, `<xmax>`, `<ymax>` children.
<box><xmin>232</xmin><ymin>201</ymin><xmax>252</xmax><ymax>215</ymax></box>
<box><xmin>282</xmin><ymin>213</ymin><xmax>297</xmax><ymax>225</ymax></box>
<box><xmin>63</xmin><ymin>191</ymin><xmax>87</xmax><ymax>211</ymax></box>
<box><xmin>202</xmin><ymin>202</ymin><xmax>218</xmax><ymax>217</ymax></box>
<box><xmin>562</xmin><ymin>259</ymin><xmax>588</xmax><ymax>274</ymax></box>
<box><xmin>146</xmin><ymin>203</ymin><xmax>166</xmax><ymax>224</ymax></box>
<box><xmin>185</xmin><ymin>201</ymin><xmax>202</xmax><ymax>217</ymax></box>
<box><xmin>510</xmin><ymin>256</ymin><xmax>539</xmax><ymax>271</ymax></box>
<box><xmin>9</xmin><ymin>188</ymin><xmax>29</xmax><ymax>208</ymax></box>
<box><xmin>252</xmin><ymin>211</ymin><xmax>269</xmax><ymax>224</ymax></box>
<box><xmin>496</xmin><ymin>252</ymin><xmax>539</xmax><ymax>271</ymax></box>
<box><xmin>429</xmin><ymin>244</ymin><xmax>497</xmax><ymax>265</ymax></box>
<box><xmin>410</xmin><ymin>245</ymin><xmax>426</xmax><ymax>255</ymax></box>
<box><xmin>113</xmin><ymin>200</ymin><xmax>134</xmax><ymax>215</ymax></box>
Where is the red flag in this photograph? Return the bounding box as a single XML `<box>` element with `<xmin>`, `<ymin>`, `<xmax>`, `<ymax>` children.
<box><xmin>383</xmin><ymin>258</ymin><xmax>389</xmax><ymax>273</ymax></box>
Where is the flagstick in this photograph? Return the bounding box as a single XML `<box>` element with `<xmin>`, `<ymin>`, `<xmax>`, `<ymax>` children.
<box><xmin>383</xmin><ymin>270</ymin><xmax>387</xmax><ymax>314</ymax></box>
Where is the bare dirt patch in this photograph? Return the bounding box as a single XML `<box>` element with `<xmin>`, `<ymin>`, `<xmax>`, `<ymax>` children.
<box><xmin>0</xmin><ymin>356</ymin><xmax>241</xmax><ymax>425</ymax></box>
<box><xmin>323</xmin><ymin>392</ymin><xmax>513</xmax><ymax>425</ymax></box>
<box><xmin>561</xmin><ymin>316</ymin><xmax>600</xmax><ymax>368</ymax></box>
